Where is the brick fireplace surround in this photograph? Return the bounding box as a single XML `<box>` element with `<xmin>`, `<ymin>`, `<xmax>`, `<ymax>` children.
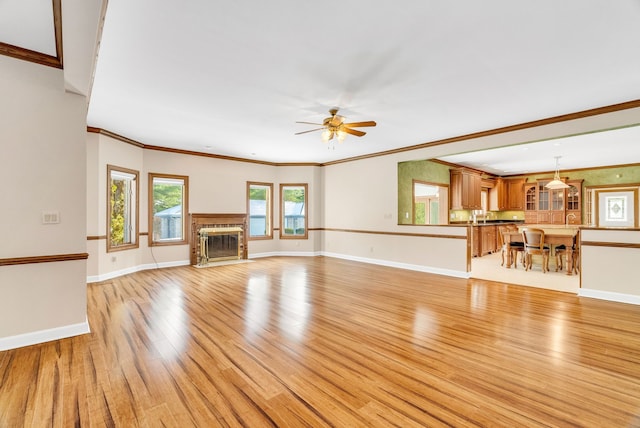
<box><xmin>189</xmin><ymin>213</ymin><xmax>248</xmax><ymax>265</ymax></box>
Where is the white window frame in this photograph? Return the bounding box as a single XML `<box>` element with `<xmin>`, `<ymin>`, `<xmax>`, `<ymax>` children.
<box><xmin>107</xmin><ymin>165</ymin><xmax>139</xmax><ymax>252</ymax></box>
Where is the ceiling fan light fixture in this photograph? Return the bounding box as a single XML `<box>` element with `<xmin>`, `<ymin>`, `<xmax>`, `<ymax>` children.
<box><xmin>296</xmin><ymin>108</ymin><xmax>376</xmax><ymax>147</ymax></box>
<box><xmin>545</xmin><ymin>156</ymin><xmax>570</xmax><ymax>189</ymax></box>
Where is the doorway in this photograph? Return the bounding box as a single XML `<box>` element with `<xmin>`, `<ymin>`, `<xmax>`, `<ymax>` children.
<box><xmin>413</xmin><ymin>181</ymin><xmax>449</xmax><ymax>225</ymax></box>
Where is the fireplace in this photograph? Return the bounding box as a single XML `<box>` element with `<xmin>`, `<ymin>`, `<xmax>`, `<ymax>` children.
<box><xmin>199</xmin><ymin>227</ymin><xmax>242</xmax><ymax>264</ymax></box>
<box><xmin>190</xmin><ymin>213</ymin><xmax>248</xmax><ymax>266</ymax></box>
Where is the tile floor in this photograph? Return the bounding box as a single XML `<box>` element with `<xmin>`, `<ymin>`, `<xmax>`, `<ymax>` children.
<box><xmin>470</xmin><ymin>250</ymin><xmax>579</xmax><ymax>294</ymax></box>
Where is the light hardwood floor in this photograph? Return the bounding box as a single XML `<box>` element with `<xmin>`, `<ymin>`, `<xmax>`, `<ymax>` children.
<box><xmin>1</xmin><ymin>256</ymin><xmax>639</xmax><ymax>427</ymax></box>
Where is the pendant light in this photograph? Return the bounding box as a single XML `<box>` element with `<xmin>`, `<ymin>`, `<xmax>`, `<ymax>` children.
<box><xmin>545</xmin><ymin>156</ymin><xmax>570</xmax><ymax>189</ymax></box>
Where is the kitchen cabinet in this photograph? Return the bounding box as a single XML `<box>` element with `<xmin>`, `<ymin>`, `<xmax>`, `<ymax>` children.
<box><xmin>565</xmin><ymin>179</ymin><xmax>583</xmax><ymax>224</ymax></box>
<box><xmin>450</xmin><ymin>168</ymin><xmax>482</xmax><ymax>210</ymax></box>
<box><xmin>524</xmin><ymin>183</ymin><xmax>537</xmax><ymax>223</ymax></box>
<box><xmin>524</xmin><ymin>179</ymin><xmax>582</xmax><ymax>224</ymax></box>
<box><xmin>496</xmin><ymin>178</ymin><xmax>526</xmax><ymax>211</ymax></box>
<box><xmin>472</xmin><ymin>226</ymin><xmax>481</xmax><ymax>257</ymax></box>
<box><xmin>472</xmin><ymin>225</ymin><xmax>497</xmax><ymax>257</ymax></box>
<box><xmin>497</xmin><ymin>178</ymin><xmax>525</xmax><ymax>210</ymax></box>
<box><xmin>481</xmin><ymin>225</ymin><xmax>497</xmax><ymax>256</ymax></box>
<box><xmin>538</xmin><ymin>180</ymin><xmax>565</xmax><ymax>224</ymax></box>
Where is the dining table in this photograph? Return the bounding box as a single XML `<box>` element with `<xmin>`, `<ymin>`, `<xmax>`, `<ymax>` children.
<box><xmin>503</xmin><ymin>229</ymin><xmax>578</xmax><ymax>275</ymax></box>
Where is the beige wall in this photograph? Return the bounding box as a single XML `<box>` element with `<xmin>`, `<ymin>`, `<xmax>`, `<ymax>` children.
<box><xmin>87</xmin><ymin>135</ymin><xmax>472</xmax><ymax>282</ymax></box>
<box><xmin>580</xmin><ymin>229</ymin><xmax>640</xmax><ymax>303</ymax></box>
<box><xmin>0</xmin><ymin>56</ymin><xmax>89</xmax><ymax>348</ymax></box>
<box><xmin>89</xmin><ymin>120</ymin><xmax>640</xmax><ymax>303</ymax></box>
<box><xmin>322</xmin><ymin>153</ymin><xmax>469</xmax><ymax>275</ymax></box>
<box><xmin>87</xmin><ymin>139</ymin><xmax>328</xmax><ymax>280</ymax></box>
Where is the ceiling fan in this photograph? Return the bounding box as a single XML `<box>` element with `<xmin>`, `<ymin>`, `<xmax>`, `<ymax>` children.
<box><xmin>295</xmin><ymin>108</ymin><xmax>376</xmax><ymax>144</ymax></box>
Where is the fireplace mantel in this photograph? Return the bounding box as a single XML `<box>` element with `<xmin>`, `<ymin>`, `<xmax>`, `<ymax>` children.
<box><xmin>189</xmin><ymin>213</ymin><xmax>248</xmax><ymax>265</ymax></box>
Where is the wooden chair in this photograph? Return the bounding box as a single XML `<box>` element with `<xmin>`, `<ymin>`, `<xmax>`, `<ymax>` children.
<box><xmin>498</xmin><ymin>225</ymin><xmax>524</xmax><ymax>268</ymax></box>
<box><xmin>573</xmin><ymin>230</ymin><xmax>581</xmax><ymax>274</ymax></box>
<box><xmin>522</xmin><ymin>228</ymin><xmax>550</xmax><ymax>273</ymax></box>
<box><xmin>505</xmin><ymin>224</ymin><xmax>525</xmax><ymax>268</ymax></box>
<box><xmin>556</xmin><ymin>230</ymin><xmax>580</xmax><ymax>273</ymax></box>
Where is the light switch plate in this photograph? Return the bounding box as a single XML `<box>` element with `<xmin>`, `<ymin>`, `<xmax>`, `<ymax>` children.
<box><xmin>42</xmin><ymin>211</ymin><xmax>60</xmax><ymax>224</ymax></box>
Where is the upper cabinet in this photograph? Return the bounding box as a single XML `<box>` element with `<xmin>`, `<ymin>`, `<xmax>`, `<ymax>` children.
<box><xmin>524</xmin><ymin>178</ymin><xmax>582</xmax><ymax>224</ymax></box>
<box><xmin>502</xmin><ymin>178</ymin><xmax>525</xmax><ymax>210</ymax></box>
<box><xmin>450</xmin><ymin>168</ymin><xmax>482</xmax><ymax>210</ymax></box>
<box><xmin>494</xmin><ymin>178</ymin><xmax>525</xmax><ymax>210</ymax></box>
<box><xmin>565</xmin><ymin>179</ymin><xmax>583</xmax><ymax>224</ymax></box>
<box><xmin>524</xmin><ymin>183</ymin><xmax>537</xmax><ymax>223</ymax></box>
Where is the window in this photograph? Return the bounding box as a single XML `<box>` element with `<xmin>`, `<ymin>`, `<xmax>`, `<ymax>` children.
<box><xmin>280</xmin><ymin>183</ymin><xmax>308</xmax><ymax>239</ymax></box>
<box><xmin>247</xmin><ymin>182</ymin><xmax>273</xmax><ymax>239</ymax></box>
<box><xmin>107</xmin><ymin>165</ymin><xmax>139</xmax><ymax>252</ymax></box>
<box><xmin>149</xmin><ymin>173</ymin><xmax>189</xmax><ymax>246</ymax></box>
<box><xmin>593</xmin><ymin>187</ymin><xmax>639</xmax><ymax>228</ymax></box>
<box><xmin>412</xmin><ymin>180</ymin><xmax>449</xmax><ymax>225</ymax></box>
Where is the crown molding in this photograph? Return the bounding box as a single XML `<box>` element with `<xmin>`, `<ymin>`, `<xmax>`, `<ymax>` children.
<box><xmin>88</xmin><ymin>99</ymin><xmax>640</xmax><ymax>167</ymax></box>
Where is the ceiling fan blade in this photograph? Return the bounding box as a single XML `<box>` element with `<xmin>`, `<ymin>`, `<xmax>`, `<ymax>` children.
<box><xmin>294</xmin><ymin>127</ymin><xmax>325</xmax><ymax>135</ymax></box>
<box><xmin>342</xmin><ymin>127</ymin><xmax>366</xmax><ymax>137</ymax></box>
<box><xmin>296</xmin><ymin>121</ymin><xmax>323</xmax><ymax>125</ymax></box>
<box><xmin>343</xmin><ymin>121</ymin><xmax>377</xmax><ymax>128</ymax></box>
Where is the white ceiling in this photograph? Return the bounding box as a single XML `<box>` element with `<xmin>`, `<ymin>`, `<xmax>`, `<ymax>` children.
<box><xmin>438</xmin><ymin>124</ymin><xmax>640</xmax><ymax>175</ymax></box>
<box><xmin>3</xmin><ymin>1</ymin><xmax>640</xmax><ymax>171</ymax></box>
<box><xmin>0</xmin><ymin>0</ymin><xmax>56</xmax><ymax>55</ymax></box>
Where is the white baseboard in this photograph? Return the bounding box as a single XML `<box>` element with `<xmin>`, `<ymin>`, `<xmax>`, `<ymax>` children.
<box><xmin>251</xmin><ymin>251</ymin><xmax>469</xmax><ymax>278</ymax></box>
<box><xmin>321</xmin><ymin>252</ymin><xmax>470</xmax><ymax>278</ymax></box>
<box><xmin>0</xmin><ymin>320</ymin><xmax>90</xmax><ymax>351</ymax></box>
<box><xmin>88</xmin><ymin>252</ymin><xmax>469</xmax><ymax>283</ymax></box>
<box><xmin>578</xmin><ymin>288</ymin><xmax>640</xmax><ymax>305</ymax></box>
<box><xmin>249</xmin><ymin>251</ymin><xmax>320</xmax><ymax>259</ymax></box>
<box><xmin>87</xmin><ymin>260</ymin><xmax>190</xmax><ymax>283</ymax></box>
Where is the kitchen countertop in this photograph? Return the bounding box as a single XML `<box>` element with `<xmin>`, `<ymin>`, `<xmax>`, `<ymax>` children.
<box><xmin>450</xmin><ymin>220</ymin><xmax>524</xmax><ymax>226</ymax></box>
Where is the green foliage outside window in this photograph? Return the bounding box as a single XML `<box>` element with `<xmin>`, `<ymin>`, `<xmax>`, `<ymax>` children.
<box><xmin>249</xmin><ymin>187</ymin><xmax>267</xmax><ymax>200</ymax></box>
<box><xmin>283</xmin><ymin>187</ymin><xmax>305</xmax><ymax>202</ymax></box>
<box><xmin>153</xmin><ymin>183</ymin><xmax>183</xmax><ymax>214</ymax></box>
<box><xmin>110</xmin><ymin>179</ymin><xmax>126</xmax><ymax>246</ymax></box>
<box><xmin>415</xmin><ymin>202</ymin><xmax>426</xmax><ymax>224</ymax></box>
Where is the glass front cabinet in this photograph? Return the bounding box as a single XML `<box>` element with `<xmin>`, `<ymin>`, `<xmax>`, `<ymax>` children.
<box><xmin>524</xmin><ymin>179</ymin><xmax>582</xmax><ymax>224</ymax></box>
<box><xmin>565</xmin><ymin>180</ymin><xmax>583</xmax><ymax>224</ymax></box>
<box><xmin>524</xmin><ymin>183</ymin><xmax>537</xmax><ymax>223</ymax></box>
